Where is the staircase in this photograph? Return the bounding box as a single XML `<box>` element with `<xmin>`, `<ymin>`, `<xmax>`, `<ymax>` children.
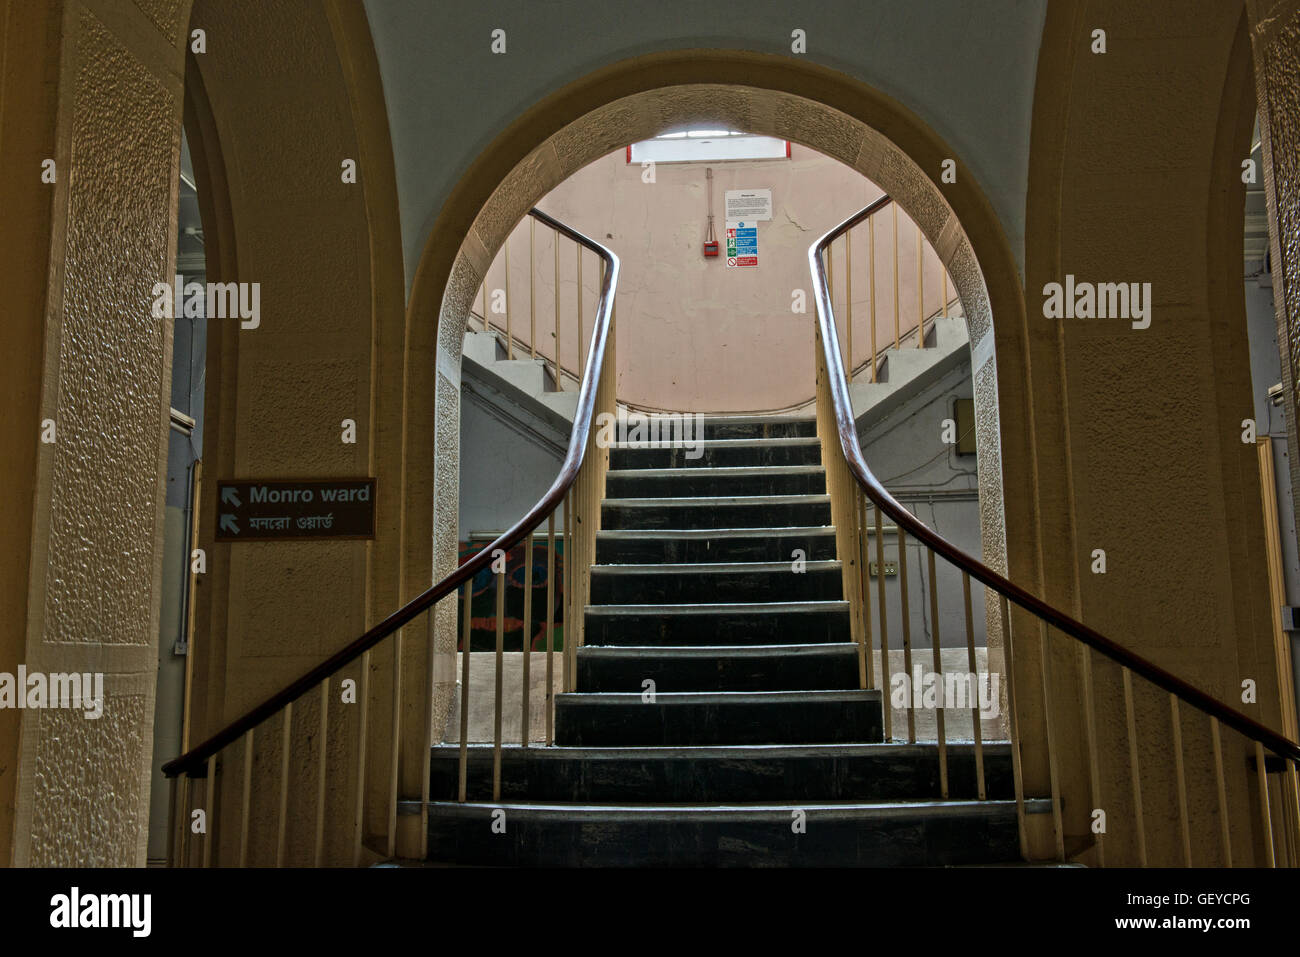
<box><xmin>423</xmin><ymin>415</ymin><xmax>1043</xmax><ymax>866</ymax></box>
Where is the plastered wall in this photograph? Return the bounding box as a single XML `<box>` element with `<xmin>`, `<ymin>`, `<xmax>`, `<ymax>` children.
<box><xmin>479</xmin><ymin>146</ymin><xmax>951</xmax><ymax>412</ymax></box>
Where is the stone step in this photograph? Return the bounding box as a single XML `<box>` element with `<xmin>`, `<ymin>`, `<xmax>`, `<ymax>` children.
<box><xmin>698</xmin><ymin>416</ymin><xmax>817</xmax><ymax>440</ymax></box>
<box><xmin>421</xmin><ymin>797</ymin><xmax>1044</xmax><ymax>866</ymax></box>
<box><xmin>428</xmin><ymin>743</ymin><xmax>1016</xmax><ymax>804</ymax></box>
<box><xmin>589</xmin><ymin>561</ymin><xmax>842</xmax><ymax>605</ymax></box>
<box><xmin>575</xmin><ymin>642</ymin><xmax>860</xmax><ymax>692</ymax></box>
<box><xmin>584</xmin><ymin>600</ymin><xmax>852</xmax><ymax>646</ymax></box>
<box><xmin>554</xmin><ymin>689</ymin><xmax>883</xmax><ymax>746</ymax></box>
<box><xmin>595</xmin><ymin>526</ymin><xmax>838</xmax><ymax>564</ymax></box>
<box><xmin>602</xmin><ymin>494</ymin><xmax>832</xmax><ymax>530</ymax></box>
<box><xmin>609</xmin><ymin>437</ymin><xmax>821</xmax><ymax>470</ymax></box>
<box><xmin>605</xmin><ymin>464</ymin><xmax>825</xmax><ymax>498</ymax></box>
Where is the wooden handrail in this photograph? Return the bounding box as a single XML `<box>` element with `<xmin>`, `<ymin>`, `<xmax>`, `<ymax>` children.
<box><xmin>163</xmin><ymin>207</ymin><xmax>619</xmax><ymax>778</ymax></box>
<box><xmin>810</xmin><ymin>197</ymin><xmax>1300</xmax><ymax>764</ymax></box>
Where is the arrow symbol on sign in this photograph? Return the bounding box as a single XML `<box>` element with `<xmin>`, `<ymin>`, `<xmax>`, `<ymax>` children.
<box><xmin>221</xmin><ymin>487</ymin><xmax>242</xmax><ymax>508</ymax></box>
<box><xmin>220</xmin><ymin>514</ymin><xmax>239</xmax><ymax>535</ymax></box>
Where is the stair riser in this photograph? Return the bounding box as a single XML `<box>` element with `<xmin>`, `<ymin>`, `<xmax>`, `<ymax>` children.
<box><xmin>554</xmin><ymin>695</ymin><xmax>882</xmax><ymax>746</ymax></box>
<box><xmin>584</xmin><ymin>608</ymin><xmax>851</xmax><ymax>646</ymax></box>
<box><xmin>429</xmin><ymin>748</ymin><xmax>1015</xmax><ymax>803</ymax></box>
<box><xmin>590</xmin><ymin>567</ymin><xmax>842</xmax><ymax>604</ymax></box>
<box><xmin>596</xmin><ymin>533</ymin><xmax>837</xmax><ymax>564</ymax></box>
<box><xmin>605</xmin><ymin>470</ymin><xmax>825</xmax><ymax>498</ymax></box>
<box><xmin>610</xmin><ymin>444</ymin><xmax>820</xmax><ymax>469</ymax></box>
<box><xmin>700</xmin><ymin>419</ymin><xmax>817</xmax><ymax>440</ymax></box>
<box><xmin>602</xmin><ymin>499</ymin><xmax>831</xmax><ymax>530</ymax></box>
<box><xmin>425</xmin><ymin>808</ymin><xmax>1023</xmax><ymax>866</ymax></box>
<box><xmin>577</xmin><ymin>647</ymin><xmax>860</xmax><ymax>692</ymax></box>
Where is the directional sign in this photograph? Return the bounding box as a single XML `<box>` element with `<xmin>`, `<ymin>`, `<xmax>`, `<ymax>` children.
<box><xmin>215</xmin><ymin>478</ymin><xmax>376</xmax><ymax>541</ymax></box>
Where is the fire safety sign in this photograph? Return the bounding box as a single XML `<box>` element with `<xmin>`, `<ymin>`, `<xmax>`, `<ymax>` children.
<box><xmin>725</xmin><ymin>221</ymin><xmax>758</xmax><ymax>267</ymax></box>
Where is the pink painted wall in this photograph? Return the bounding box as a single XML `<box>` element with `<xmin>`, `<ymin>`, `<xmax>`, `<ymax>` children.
<box><xmin>478</xmin><ymin>145</ymin><xmax>953</xmax><ymax>413</ymax></box>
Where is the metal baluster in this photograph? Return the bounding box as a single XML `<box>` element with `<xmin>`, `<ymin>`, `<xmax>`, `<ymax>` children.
<box><xmin>315</xmin><ymin>677</ymin><xmax>329</xmax><ymax>867</ymax></box>
<box><xmin>1256</xmin><ymin>740</ymin><xmax>1276</xmax><ymax>867</ymax></box>
<box><xmin>961</xmin><ymin>571</ymin><xmax>985</xmax><ymax>799</ymax></box>
<box><xmin>1170</xmin><ymin>695</ymin><xmax>1192</xmax><ymax>866</ymax></box>
<box><xmin>999</xmin><ymin>595</ymin><xmax>1029</xmax><ymax>859</ymax></box>
<box><xmin>522</xmin><ymin>533</ymin><xmax>533</xmax><ymax>746</ymax></box>
<box><xmin>891</xmin><ymin>202</ymin><xmax>900</xmax><ymax>349</ymax></box>
<box><xmin>1078</xmin><ymin>643</ymin><xmax>1105</xmax><ymax>866</ymax></box>
<box><xmin>1040</xmin><ymin>623</ymin><xmax>1065</xmax><ymax>860</ymax></box>
<box><xmin>845</xmin><ymin>228</ymin><xmax>853</xmax><ymax>371</ymax></box>
<box><xmin>529</xmin><ymin>217</ymin><xmax>536</xmax><ymax>358</ymax></box>
<box><xmin>493</xmin><ymin>568</ymin><xmax>505</xmax><ymax>801</ymax></box>
<box><xmin>875</xmin><ymin>506</ymin><xmax>892</xmax><ymax>741</ymax></box>
<box><xmin>458</xmin><ymin>583</ymin><xmax>472</xmax><ymax>802</ymax></box>
<box><xmin>1210</xmin><ymin>716</ymin><xmax>1233</xmax><ymax>866</ymax></box>
<box><xmin>898</xmin><ymin>526</ymin><xmax>915</xmax><ymax>743</ymax></box>
<box><xmin>916</xmin><ymin>221</ymin><xmax>924</xmax><ymax>347</ymax></box>
<box><xmin>927</xmin><ymin>548</ymin><xmax>947</xmax><ymax>797</ymax></box>
<box><xmin>1121</xmin><ymin>667</ymin><xmax>1147</xmax><ymax>866</ymax></box>
<box><xmin>239</xmin><ymin>729</ymin><xmax>253</xmax><ymax>866</ymax></box>
<box><xmin>503</xmin><ymin>230</ymin><xmax>512</xmax><ymax>359</ymax></box>
<box><xmin>276</xmin><ymin>702</ymin><xmax>292</xmax><ymax>866</ymax></box>
<box><xmin>546</xmin><ymin>513</ymin><xmax>556</xmax><ymax>745</ymax></box>
<box><xmin>352</xmin><ymin>650</ymin><xmax>371</xmax><ymax>867</ymax></box>
<box><xmin>868</xmin><ymin>211</ymin><xmax>878</xmax><ymax>382</ymax></box>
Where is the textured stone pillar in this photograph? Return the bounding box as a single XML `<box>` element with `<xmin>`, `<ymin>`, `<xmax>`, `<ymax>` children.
<box><xmin>0</xmin><ymin>0</ymin><xmax>191</xmax><ymax>866</ymax></box>
<box><xmin>1022</xmin><ymin>1</ymin><xmax>1277</xmax><ymax>864</ymax></box>
<box><xmin>1249</xmin><ymin>1</ymin><xmax>1300</xmax><ymax>572</ymax></box>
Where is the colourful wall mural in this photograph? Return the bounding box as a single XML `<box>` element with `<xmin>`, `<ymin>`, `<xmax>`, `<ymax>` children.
<box><xmin>457</xmin><ymin>537</ymin><xmax>565</xmax><ymax>651</ymax></box>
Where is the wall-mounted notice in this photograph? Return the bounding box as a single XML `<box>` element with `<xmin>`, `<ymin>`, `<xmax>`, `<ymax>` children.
<box><xmin>214</xmin><ymin>478</ymin><xmax>377</xmax><ymax>541</ymax></box>
<box><xmin>725</xmin><ymin>221</ymin><xmax>759</xmax><ymax>268</ymax></box>
<box><xmin>724</xmin><ymin>188</ymin><xmax>772</xmax><ymax>221</ymax></box>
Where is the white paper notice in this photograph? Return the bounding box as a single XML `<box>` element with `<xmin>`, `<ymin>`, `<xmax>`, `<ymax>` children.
<box><xmin>724</xmin><ymin>189</ymin><xmax>772</xmax><ymax>222</ymax></box>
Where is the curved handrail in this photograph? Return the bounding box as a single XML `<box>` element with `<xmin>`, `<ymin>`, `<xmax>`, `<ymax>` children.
<box><xmin>163</xmin><ymin>207</ymin><xmax>619</xmax><ymax>777</ymax></box>
<box><xmin>810</xmin><ymin>197</ymin><xmax>1300</xmax><ymax>764</ymax></box>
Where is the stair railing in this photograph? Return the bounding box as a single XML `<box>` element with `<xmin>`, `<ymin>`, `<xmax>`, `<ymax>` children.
<box><xmin>818</xmin><ymin>195</ymin><xmax>958</xmax><ymax>382</ymax></box>
<box><xmin>161</xmin><ymin>207</ymin><xmax>617</xmax><ymax>866</ymax></box>
<box><xmin>811</xmin><ymin>196</ymin><xmax>1300</xmax><ymax>866</ymax></box>
<box><xmin>473</xmin><ymin>210</ymin><xmax>607</xmax><ymax>391</ymax></box>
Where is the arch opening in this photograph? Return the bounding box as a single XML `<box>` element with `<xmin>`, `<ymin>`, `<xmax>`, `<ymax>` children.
<box><xmin>410</xmin><ymin>54</ymin><xmax>1029</xmax><ymax>746</ymax></box>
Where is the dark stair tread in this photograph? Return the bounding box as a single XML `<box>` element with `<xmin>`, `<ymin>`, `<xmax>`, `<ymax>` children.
<box><xmin>557</xmin><ymin>690</ymin><xmax>875</xmax><ymax>704</ymax></box>
<box><xmin>586</xmin><ymin>600</ymin><xmax>850</xmax><ymax>615</ymax></box>
<box><xmin>421</xmin><ymin>798</ymin><xmax>1044</xmax><ymax>819</ymax></box>
<box><xmin>603</xmin><ymin>494</ymin><xmax>830</xmax><ymax>506</ymax></box>
<box><xmin>576</xmin><ymin>642</ymin><xmax>856</xmax><ymax>656</ymax></box>
<box><xmin>430</xmin><ymin>742</ymin><xmax>1015</xmax><ymax>759</ymax></box>
<box><xmin>605</xmin><ymin>465</ymin><xmax>825</xmax><ymax>477</ymax></box>
<box><xmin>427</xmin><ymin>742</ymin><xmax>1016</xmax><ymax>802</ymax></box>
<box><xmin>591</xmin><ymin>560</ymin><xmax>841</xmax><ymax>574</ymax></box>
<box><xmin>421</xmin><ymin>797</ymin><xmax>1042</xmax><ymax>865</ymax></box>
<box><xmin>610</xmin><ymin>437</ymin><xmax>820</xmax><ymax>449</ymax></box>
<box><xmin>597</xmin><ymin>525</ymin><xmax>836</xmax><ymax>539</ymax></box>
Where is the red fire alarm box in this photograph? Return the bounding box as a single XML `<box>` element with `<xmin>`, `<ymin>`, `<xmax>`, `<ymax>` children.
<box><xmin>703</xmin><ymin>168</ymin><xmax>719</xmax><ymax>258</ymax></box>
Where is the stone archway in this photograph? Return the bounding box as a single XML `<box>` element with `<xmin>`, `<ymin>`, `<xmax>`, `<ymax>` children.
<box><xmin>400</xmin><ymin>54</ymin><xmax>1032</xmax><ymax>817</ymax></box>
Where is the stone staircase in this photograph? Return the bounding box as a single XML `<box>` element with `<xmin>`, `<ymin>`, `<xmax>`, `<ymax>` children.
<box><xmin>420</xmin><ymin>415</ymin><xmax>1043</xmax><ymax>865</ymax></box>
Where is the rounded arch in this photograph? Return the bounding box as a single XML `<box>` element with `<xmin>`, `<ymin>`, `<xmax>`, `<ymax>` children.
<box><xmin>410</xmin><ymin>49</ymin><xmax>1032</xmax><ymax>743</ymax></box>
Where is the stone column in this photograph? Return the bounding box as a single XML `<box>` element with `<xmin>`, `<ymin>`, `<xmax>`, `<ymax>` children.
<box><xmin>0</xmin><ymin>0</ymin><xmax>191</xmax><ymax>866</ymax></box>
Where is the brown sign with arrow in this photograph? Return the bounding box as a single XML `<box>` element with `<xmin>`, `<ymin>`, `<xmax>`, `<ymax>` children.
<box><xmin>214</xmin><ymin>478</ymin><xmax>376</xmax><ymax>542</ymax></box>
